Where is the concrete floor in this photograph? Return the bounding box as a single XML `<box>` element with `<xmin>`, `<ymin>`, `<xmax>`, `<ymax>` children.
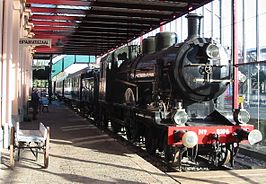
<box><xmin>0</xmin><ymin>101</ymin><xmax>177</xmax><ymax>184</ymax></box>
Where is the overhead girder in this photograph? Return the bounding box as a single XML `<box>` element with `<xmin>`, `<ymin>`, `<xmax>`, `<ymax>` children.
<box><xmin>30</xmin><ymin>7</ymin><xmax>174</xmax><ymax>19</ymax></box>
<box><xmin>33</xmin><ymin>31</ymin><xmax>136</xmax><ymax>37</ymax></box>
<box><xmin>29</xmin><ymin>7</ymin><xmax>87</xmax><ymax>15</ymax></box>
<box><xmin>65</xmin><ymin>41</ymin><xmax>127</xmax><ymax>45</ymax></box>
<box><xmin>85</xmin><ymin>8</ymin><xmax>173</xmax><ymax>20</ymax></box>
<box><xmin>30</xmin><ymin>20</ymin><xmax>76</xmax><ymax>27</ymax></box>
<box><xmin>83</xmin><ymin>15</ymin><xmax>162</xmax><ymax>25</ymax></box>
<box><xmin>30</xmin><ymin>14</ymin><xmax>161</xmax><ymax>25</ymax></box>
<box><xmin>68</xmin><ymin>35</ymin><xmax>129</xmax><ymax>40</ymax></box>
<box><xmin>30</xmin><ymin>15</ymin><xmax>83</xmax><ymax>21</ymax></box>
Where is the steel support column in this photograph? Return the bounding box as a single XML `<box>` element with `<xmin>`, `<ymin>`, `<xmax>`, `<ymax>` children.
<box><xmin>232</xmin><ymin>0</ymin><xmax>239</xmax><ymax>110</ymax></box>
<box><xmin>256</xmin><ymin>0</ymin><xmax>260</xmax><ymax>129</ymax></box>
<box><xmin>48</xmin><ymin>55</ymin><xmax>53</xmax><ymax>104</ymax></box>
<box><xmin>0</xmin><ymin>0</ymin><xmax>4</xmax><ymax>157</ymax></box>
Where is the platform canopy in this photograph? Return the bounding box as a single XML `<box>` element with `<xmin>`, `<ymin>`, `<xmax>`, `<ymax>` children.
<box><xmin>26</xmin><ymin>0</ymin><xmax>213</xmax><ymax>56</ymax></box>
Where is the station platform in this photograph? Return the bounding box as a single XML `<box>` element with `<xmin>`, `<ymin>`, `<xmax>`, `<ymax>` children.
<box><xmin>0</xmin><ymin>101</ymin><xmax>177</xmax><ymax>184</ymax></box>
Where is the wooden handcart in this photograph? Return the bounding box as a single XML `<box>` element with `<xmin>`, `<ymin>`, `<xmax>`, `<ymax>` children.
<box><xmin>9</xmin><ymin>122</ymin><xmax>50</xmax><ymax>168</ymax></box>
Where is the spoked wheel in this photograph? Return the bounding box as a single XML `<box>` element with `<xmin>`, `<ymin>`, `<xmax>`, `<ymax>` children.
<box><xmin>124</xmin><ymin>113</ymin><xmax>138</xmax><ymax>142</ymax></box>
<box><xmin>9</xmin><ymin>127</ymin><xmax>15</xmax><ymax>168</ymax></box>
<box><xmin>111</xmin><ymin>122</ymin><xmax>121</xmax><ymax>133</ymax></box>
<box><xmin>124</xmin><ymin>88</ymin><xmax>136</xmax><ymax>106</ymax></box>
<box><xmin>145</xmin><ymin>128</ymin><xmax>157</xmax><ymax>155</ymax></box>
<box><xmin>217</xmin><ymin>149</ymin><xmax>231</xmax><ymax>167</ymax></box>
<box><xmin>164</xmin><ymin>145</ymin><xmax>181</xmax><ymax>166</ymax></box>
<box><xmin>44</xmin><ymin>127</ymin><xmax>50</xmax><ymax>168</ymax></box>
<box><xmin>93</xmin><ymin>104</ymin><xmax>100</xmax><ymax>122</ymax></box>
<box><xmin>229</xmin><ymin>142</ymin><xmax>239</xmax><ymax>167</ymax></box>
<box><xmin>163</xmin><ymin>134</ymin><xmax>183</xmax><ymax>167</ymax></box>
<box><xmin>210</xmin><ymin>144</ymin><xmax>232</xmax><ymax>167</ymax></box>
<box><xmin>124</xmin><ymin>88</ymin><xmax>137</xmax><ymax>142</ymax></box>
<box><xmin>125</xmin><ymin>122</ymin><xmax>133</xmax><ymax>141</ymax></box>
<box><xmin>97</xmin><ymin>107</ymin><xmax>108</xmax><ymax>128</ymax></box>
<box><xmin>102</xmin><ymin>113</ymin><xmax>109</xmax><ymax>128</ymax></box>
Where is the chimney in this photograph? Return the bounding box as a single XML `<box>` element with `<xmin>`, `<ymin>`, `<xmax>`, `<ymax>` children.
<box><xmin>186</xmin><ymin>13</ymin><xmax>203</xmax><ymax>39</ymax></box>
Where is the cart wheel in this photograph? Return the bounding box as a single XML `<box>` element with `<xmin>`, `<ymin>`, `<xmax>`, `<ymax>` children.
<box><xmin>10</xmin><ymin>127</ymin><xmax>15</xmax><ymax>168</ymax></box>
<box><xmin>44</xmin><ymin>127</ymin><xmax>50</xmax><ymax>168</ymax></box>
<box><xmin>35</xmin><ymin>147</ymin><xmax>39</xmax><ymax>161</ymax></box>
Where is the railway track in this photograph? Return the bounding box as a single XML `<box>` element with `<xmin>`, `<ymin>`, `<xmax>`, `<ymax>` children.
<box><xmin>234</xmin><ymin>151</ymin><xmax>266</xmax><ymax>169</ymax></box>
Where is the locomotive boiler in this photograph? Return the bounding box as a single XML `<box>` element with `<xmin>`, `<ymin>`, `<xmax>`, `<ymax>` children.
<box><xmin>98</xmin><ymin>13</ymin><xmax>262</xmax><ymax>167</ymax></box>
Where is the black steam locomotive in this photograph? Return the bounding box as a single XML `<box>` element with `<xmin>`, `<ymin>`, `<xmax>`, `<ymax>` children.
<box><xmin>56</xmin><ymin>14</ymin><xmax>262</xmax><ymax>168</ymax></box>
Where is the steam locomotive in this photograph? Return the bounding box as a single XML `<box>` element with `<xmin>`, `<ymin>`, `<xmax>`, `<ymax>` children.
<box><xmin>55</xmin><ymin>13</ymin><xmax>262</xmax><ymax>168</ymax></box>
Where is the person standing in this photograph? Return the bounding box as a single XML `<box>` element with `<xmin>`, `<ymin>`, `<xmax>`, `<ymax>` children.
<box><xmin>31</xmin><ymin>88</ymin><xmax>40</xmax><ymax>120</ymax></box>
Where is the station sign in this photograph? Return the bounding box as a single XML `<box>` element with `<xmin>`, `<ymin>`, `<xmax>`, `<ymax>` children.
<box><xmin>19</xmin><ymin>38</ymin><xmax>52</xmax><ymax>47</ymax></box>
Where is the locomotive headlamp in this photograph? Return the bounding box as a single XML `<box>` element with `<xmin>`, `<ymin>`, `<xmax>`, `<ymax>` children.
<box><xmin>182</xmin><ymin>131</ymin><xmax>198</xmax><ymax>148</ymax></box>
<box><xmin>234</xmin><ymin>109</ymin><xmax>250</xmax><ymax>124</ymax></box>
<box><xmin>173</xmin><ymin>102</ymin><xmax>188</xmax><ymax>125</ymax></box>
<box><xmin>248</xmin><ymin>129</ymin><xmax>262</xmax><ymax>145</ymax></box>
<box><xmin>173</xmin><ymin>110</ymin><xmax>188</xmax><ymax>125</ymax></box>
<box><xmin>206</xmin><ymin>44</ymin><xmax>220</xmax><ymax>59</ymax></box>
<box><xmin>236</xmin><ymin>129</ymin><xmax>262</xmax><ymax>145</ymax></box>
